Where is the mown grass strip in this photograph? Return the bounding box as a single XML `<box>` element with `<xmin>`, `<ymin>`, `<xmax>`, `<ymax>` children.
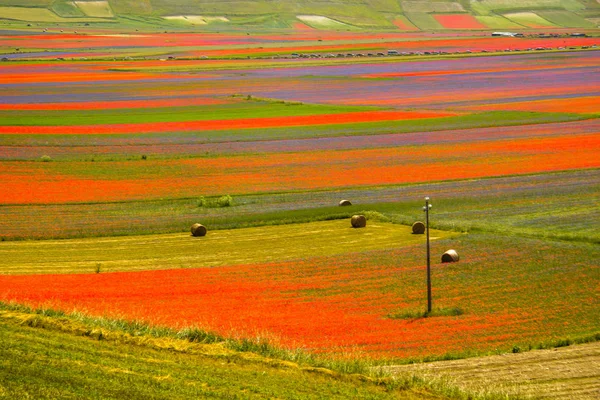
<box><xmin>0</xmin><ymin>219</ymin><xmax>457</xmax><ymax>274</ymax></box>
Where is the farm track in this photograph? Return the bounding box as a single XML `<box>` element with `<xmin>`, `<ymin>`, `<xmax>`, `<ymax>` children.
<box><xmin>386</xmin><ymin>342</ymin><xmax>600</xmax><ymax>399</ymax></box>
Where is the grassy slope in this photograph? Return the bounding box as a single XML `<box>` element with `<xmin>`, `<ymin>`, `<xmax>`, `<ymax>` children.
<box><xmin>1</xmin><ymin>303</ymin><xmax>595</xmax><ymax>399</ymax></box>
<box><xmin>0</xmin><ymin>309</ymin><xmax>436</xmax><ymax>400</ymax></box>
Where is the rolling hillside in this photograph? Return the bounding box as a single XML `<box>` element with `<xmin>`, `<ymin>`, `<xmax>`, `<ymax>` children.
<box><xmin>0</xmin><ymin>0</ymin><xmax>598</xmax><ymax>30</ymax></box>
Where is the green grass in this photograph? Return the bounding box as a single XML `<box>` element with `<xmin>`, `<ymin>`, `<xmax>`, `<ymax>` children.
<box><xmin>50</xmin><ymin>0</ymin><xmax>85</xmax><ymax>18</ymax></box>
<box><xmin>0</xmin><ymin>302</ymin><xmax>533</xmax><ymax>400</ymax></box>
<box><xmin>477</xmin><ymin>0</ymin><xmax>585</xmax><ymax>12</ymax></box>
<box><xmin>0</xmin><ymin>6</ymin><xmax>107</xmax><ymax>22</ymax></box>
<box><xmin>536</xmin><ymin>10</ymin><xmax>597</xmax><ymax>27</ymax></box>
<box><xmin>388</xmin><ymin>307</ymin><xmax>465</xmax><ymax>320</ymax></box>
<box><xmin>0</xmin><ymin>312</ymin><xmax>426</xmax><ymax>399</ymax></box>
<box><xmin>0</xmin><ymin>0</ymin><xmax>52</xmax><ymax>6</ymax></box>
<box><xmin>0</xmin><ymin>101</ymin><xmax>379</xmax><ymax>127</ymax></box>
<box><xmin>74</xmin><ymin>0</ymin><xmax>114</xmax><ymax>18</ymax></box>
<box><xmin>404</xmin><ymin>13</ymin><xmax>444</xmax><ymax>30</ymax></box>
<box><xmin>474</xmin><ymin>15</ymin><xmax>524</xmax><ymax>29</ymax></box>
<box><xmin>503</xmin><ymin>12</ymin><xmax>558</xmax><ymax>27</ymax></box>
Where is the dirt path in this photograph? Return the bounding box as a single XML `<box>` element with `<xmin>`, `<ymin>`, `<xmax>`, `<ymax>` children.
<box><xmin>385</xmin><ymin>342</ymin><xmax>600</xmax><ymax>399</ymax></box>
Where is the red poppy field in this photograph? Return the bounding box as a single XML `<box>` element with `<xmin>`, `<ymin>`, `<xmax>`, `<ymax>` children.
<box><xmin>1</xmin><ymin>29</ymin><xmax>598</xmax><ymax>60</ymax></box>
<box><xmin>0</xmin><ymin>31</ymin><xmax>598</xmax><ymax>363</ymax></box>
<box><xmin>0</xmin><ymin>231</ymin><xmax>596</xmax><ymax>359</ymax></box>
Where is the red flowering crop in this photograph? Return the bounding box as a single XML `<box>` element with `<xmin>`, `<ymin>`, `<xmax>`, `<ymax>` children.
<box><xmin>467</xmin><ymin>96</ymin><xmax>599</xmax><ymax>114</ymax></box>
<box><xmin>434</xmin><ymin>14</ymin><xmax>487</xmax><ymax>30</ymax></box>
<box><xmin>0</xmin><ymin>234</ymin><xmax>596</xmax><ymax>359</ymax></box>
<box><xmin>0</xmin><ymin>110</ymin><xmax>457</xmax><ymax>135</ymax></box>
<box><xmin>1</xmin><ymin>133</ymin><xmax>597</xmax><ymax>204</ymax></box>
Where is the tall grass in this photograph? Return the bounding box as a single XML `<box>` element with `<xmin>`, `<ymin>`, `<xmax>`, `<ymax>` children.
<box><xmin>0</xmin><ymin>301</ymin><xmax>537</xmax><ymax>399</ymax></box>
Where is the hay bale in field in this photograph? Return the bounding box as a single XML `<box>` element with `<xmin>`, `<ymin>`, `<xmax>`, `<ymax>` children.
<box><xmin>191</xmin><ymin>223</ymin><xmax>207</xmax><ymax>237</ymax></box>
<box><xmin>339</xmin><ymin>199</ymin><xmax>352</xmax><ymax>206</ymax></box>
<box><xmin>412</xmin><ymin>221</ymin><xmax>425</xmax><ymax>234</ymax></box>
<box><xmin>351</xmin><ymin>214</ymin><xmax>367</xmax><ymax>228</ymax></box>
<box><xmin>441</xmin><ymin>249</ymin><xmax>459</xmax><ymax>263</ymax></box>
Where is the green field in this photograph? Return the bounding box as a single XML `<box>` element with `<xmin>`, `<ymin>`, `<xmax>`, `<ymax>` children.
<box><xmin>404</xmin><ymin>12</ymin><xmax>444</xmax><ymax>30</ymax></box>
<box><xmin>537</xmin><ymin>10</ymin><xmax>597</xmax><ymax>27</ymax></box>
<box><xmin>0</xmin><ymin>6</ymin><xmax>105</xmax><ymax>22</ymax></box>
<box><xmin>474</xmin><ymin>15</ymin><xmax>523</xmax><ymax>29</ymax></box>
<box><xmin>1</xmin><ymin>101</ymin><xmax>379</xmax><ymax>127</ymax></box>
<box><xmin>503</xmin><ymin>12</ymin><xmax>558</xmax><ymax>27</ymax></box>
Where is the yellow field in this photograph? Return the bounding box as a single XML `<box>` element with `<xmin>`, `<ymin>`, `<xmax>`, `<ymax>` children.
<box><xmin>0</xmin><ymin>219</ymin><xmax>456</xmax><ymax>275</ymax></box>
<box><xmin>0</xmin><ymin>6</ymin><xmax>108</xmax><ymax>22</ymax></box>
<box><xmin>74</xmin><ymin>1</ymin><xmax>114</xmax><ymax>18</ymax></box>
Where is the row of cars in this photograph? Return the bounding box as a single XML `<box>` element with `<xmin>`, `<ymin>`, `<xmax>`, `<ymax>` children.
<box><xmin>283</xmin><ymin>44</ymin><xmax>597</xmax><ymax>59</ymax></box>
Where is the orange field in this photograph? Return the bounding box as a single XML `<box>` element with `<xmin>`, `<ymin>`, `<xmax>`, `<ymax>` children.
<box><xmin>466</xmin><ymin>96</ymin><xmax>600</xmax><ymax>114</ymax></box>
<box><xmin>1</xmin><ymin>133</ymin><xmax>598</xmax><ymax>204</ymax></box>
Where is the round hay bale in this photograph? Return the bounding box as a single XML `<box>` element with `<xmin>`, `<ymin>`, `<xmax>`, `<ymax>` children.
<box><xmin>339</xmin><ymin>199</ymin><xmax>352</xmax><ymax>206</ymax></box>
<box><xmin>412</xmin><ymin>221</ymin><xmax>425</xmax><ymax>234</ymax></box>
<box><xmin>441</xmin><ymin>249</ymin><xmax>459</xmax><ymax>263</ymax></box>
<box><xmin>351</xmin><ymin>214</ymin><xmax>367</xmax><ymax>228</ymax></box>
<box><xmin>191</xmin><ymin>223</ymin><xmax>207</xmax><ymax>237</ymax></box>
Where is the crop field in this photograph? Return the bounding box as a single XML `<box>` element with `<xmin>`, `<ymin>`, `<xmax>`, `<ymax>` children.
<box><xmin>1</xmin><ymin>28</ymin><xmax>599</xmax><ymax>60</ymax></box>
<box><xmin>433</xmin><ymin>14</ymin><xmax>487</xmax><ymax>30</ymax></box>
<box><xmin>0</xmin><ymin>25</ymin><xmax>599</xmax><ymax>398</ymax></box>
<box><xmin>1</xmin><ymin>228</ymin><xmax>598</xmax><ymax>360</ymax></box>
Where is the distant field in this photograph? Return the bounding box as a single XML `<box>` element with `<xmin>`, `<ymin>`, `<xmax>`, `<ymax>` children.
<box><xmin>503</xmin><ymin>12</ymin><xmax>557</xmax><ymax>28</ymax></box>
<box><xmin>404</xmin><ymin>12</ymin><xmax>443</xmax><ymax>30</ymax></box>
<box><xmin>477</xmin><ymin>0</ymin><xmax>585</xmax><ymax>12</ymax></box>
<box><xmin>51</xmin><ymin>1</ymin><xmax>84</xmax><ymax>17</ymax></box>
<box><xmin>0</xmin><ymin>6</ymin><xmax>103</xmax><ymax>22</ymax></box>
<box><xmin>74</xmin><ymin>1</ymin><xmax>114</xmax><ymax>18</ymax></box>
<box><xmin>537</xmin><ymin>10</ymin><xmax>597</xmax><ymax>28</ymax></box>
<box><xmin>433</xmin><ymin>14</ymin><xmax>487</xmax><ymax>30</ymax></box>
<box><xmin>474</xmin><ymin>15</ymin><xmax>523</xmax><ymax>29</ymax></box>
<box><xmin>1</xmin><ymin>30</ymin><xmax>598</xmax><ymax>60</ymax></box>
<box><xmin>0</xmin><ymin>0</ymin><xmax>598</xmax><ymax>30</ymax></box>
<box><xmin>401</xmin><ymin>1</ymin><xmax>465</xmax><ymax>13</ymax></box>
<box><xmin>0</xmin><ymin>0</ymin><xmax>52</xmax><ymax>6</ymax></box>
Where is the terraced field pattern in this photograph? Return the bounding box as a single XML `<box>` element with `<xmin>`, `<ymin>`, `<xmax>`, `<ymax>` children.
<box><xmin>0</xmin><ymin>26</ymin><xmax>599</xmax><ymax>398</ymax></box>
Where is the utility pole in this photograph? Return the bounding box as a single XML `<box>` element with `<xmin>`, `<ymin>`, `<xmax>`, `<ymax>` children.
<box><xmin>423</xmin><ymin>197</ymin><xmax>432</xmax><ymax>313</ymax></box>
